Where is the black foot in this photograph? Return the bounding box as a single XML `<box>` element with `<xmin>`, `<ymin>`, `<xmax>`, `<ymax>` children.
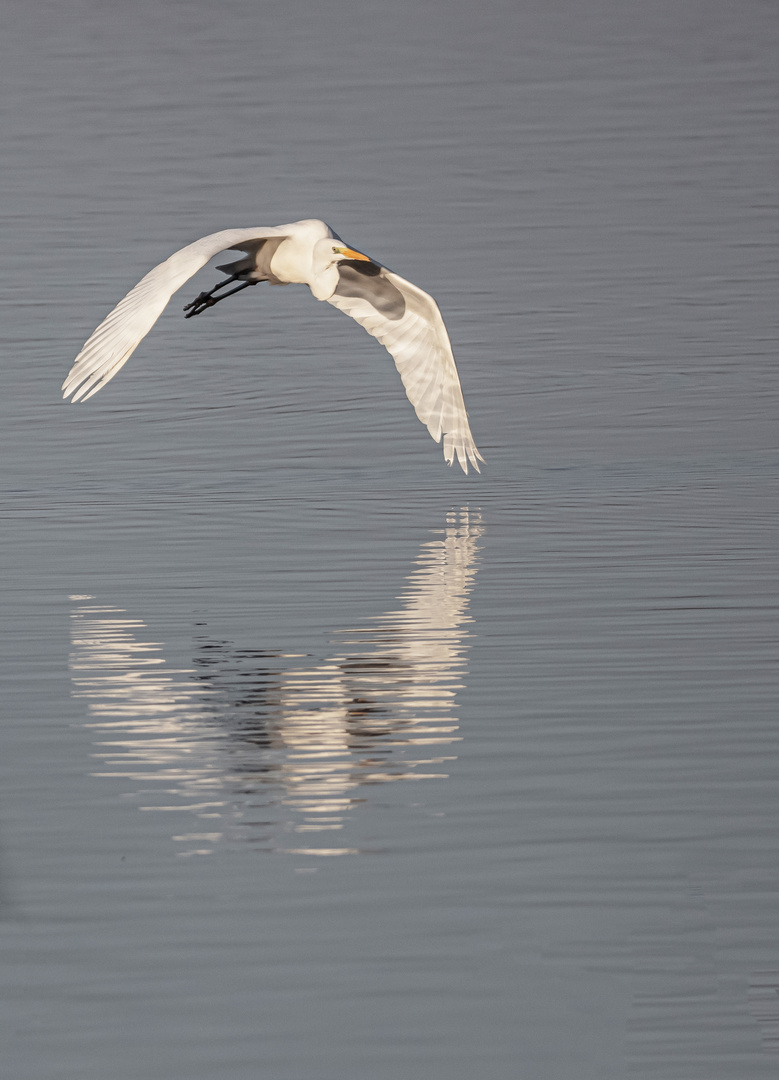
<box><xmin>184</xmin><ymin>291</ymin><xmax>219</xmax><ymax>318</ymax></box>
<box><xmin>184</xmin><ymin>277</ymin><xmax>257</xmax><ymax>318</ymax></box>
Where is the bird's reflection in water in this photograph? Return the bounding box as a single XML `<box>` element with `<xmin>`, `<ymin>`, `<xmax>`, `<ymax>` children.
<box><xmin>69</xmin><ymin>509</ymin><xmax>483</xmax><ymax>857</ymax></box>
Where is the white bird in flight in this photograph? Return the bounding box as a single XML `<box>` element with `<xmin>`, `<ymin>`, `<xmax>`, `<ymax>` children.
<box><xmin>62</xmin><ymin>218</ymin><xmax>483</xmax><ymax>473</ymax></box>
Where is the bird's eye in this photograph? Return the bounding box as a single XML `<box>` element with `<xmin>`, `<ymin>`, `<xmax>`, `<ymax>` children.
<box><xmin>332</xmin><ymin>246</ymin><xmax>340</xmax><ymax>254</ymax></box>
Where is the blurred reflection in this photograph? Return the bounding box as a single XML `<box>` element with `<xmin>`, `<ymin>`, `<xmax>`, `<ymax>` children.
<box><xmin>69</xmin><ymin>509</ymin><xmax>482</xmax><ymax>856</ymax></box>
<box><xmin>749</xmin><ymin>971</ymin><xmax>779</xmax><ymax>1054</ymax></box>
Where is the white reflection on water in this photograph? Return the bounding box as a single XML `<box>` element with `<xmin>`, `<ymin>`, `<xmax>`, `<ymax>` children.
<box><xmin>68</xmin><ymin>509</ymin><xmax>482</xmax><ymax>856</ymax></box>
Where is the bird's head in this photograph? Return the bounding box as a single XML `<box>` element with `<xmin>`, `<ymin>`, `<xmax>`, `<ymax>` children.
<box><xmin>315</xmin><ymin>239</ymin><xmax>373</xmax><ymax>269</ymax></box>
<box><xmin>310</xmin><ymin>238</ymin><xmax>375</xmax><ymax>299</ymax></box>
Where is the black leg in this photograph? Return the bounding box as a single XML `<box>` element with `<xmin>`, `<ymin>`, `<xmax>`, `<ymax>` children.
<box><xmin>183</xmin><ymin>276</ymin><xmax>258</xmax><ymax>319</ymax></box>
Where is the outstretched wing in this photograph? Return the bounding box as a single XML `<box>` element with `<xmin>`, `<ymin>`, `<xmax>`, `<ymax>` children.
<box><xmin>327</xmin><ymin>260</ymin><xmax>483</xmax><ymax>473</ymax></box>
<box><xmin>62</xmin><ymin>226</ymin><xmax>290</xmax><ymax>402</ymax></box>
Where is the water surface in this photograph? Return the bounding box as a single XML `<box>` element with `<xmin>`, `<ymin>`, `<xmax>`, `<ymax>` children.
<box><xmin>1</xmin><ymin>2</ymin><xmax>779</xmax><ymax>1077</ymax></box>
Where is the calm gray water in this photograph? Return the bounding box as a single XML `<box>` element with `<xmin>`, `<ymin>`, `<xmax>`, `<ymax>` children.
<box><xmin>2</xmin><ymin>1</ymin><xmax>779</xmax><ymax>1077</ymax></box>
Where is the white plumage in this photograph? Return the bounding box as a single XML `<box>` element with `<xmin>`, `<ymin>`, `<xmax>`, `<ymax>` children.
<box><xmin>62</xmin><ymin>218</ymin><xmax>483</xmax><ymax>473</ymax></box>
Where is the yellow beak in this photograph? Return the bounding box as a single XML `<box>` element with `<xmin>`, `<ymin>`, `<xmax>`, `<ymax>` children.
<box><xmin>337</xmin><ymin>246</ymin><xmax>371</xmax><ymax>262</ymax></box>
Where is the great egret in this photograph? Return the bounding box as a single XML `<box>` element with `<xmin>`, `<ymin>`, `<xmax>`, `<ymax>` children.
<box><xmin>62</xmin><ymin>218</ymin><xmax>483</xmax><ymax>473</ymax></box>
